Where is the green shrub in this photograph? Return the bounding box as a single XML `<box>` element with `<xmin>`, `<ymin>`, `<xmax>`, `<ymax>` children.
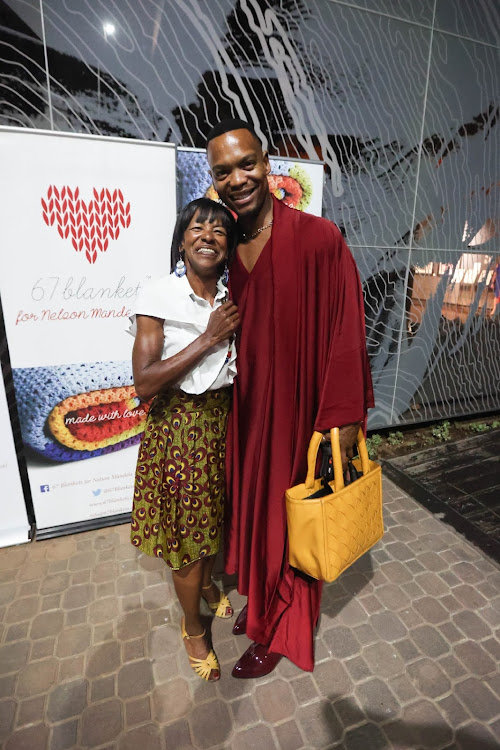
<box><xmin>468</xmin><ymin>422</ymin><xmax>490</xmax><ymax>433</ymax></box>
<box><xmin>431</xmin><ymin>421</ymin><xmax>451</xmax><ymax>441</ymax></box>
<box><xmin>387</xmin><ymin>431</ymin><xmax>404</xmax><ymax>446</ymax></box>
<box><xmin>366</xmin><ymin>434</ymin><xmax>382</xmax><ymax>459</ymax></box>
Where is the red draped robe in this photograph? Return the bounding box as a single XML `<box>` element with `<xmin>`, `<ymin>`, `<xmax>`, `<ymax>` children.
<box><xmin>226</xmin><ymin>196</ymin><xmax>374</xmax><ymax>671</ymax></box>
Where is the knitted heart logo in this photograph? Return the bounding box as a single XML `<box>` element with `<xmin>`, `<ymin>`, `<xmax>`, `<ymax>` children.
<box><xmin>41</xmin><ymin>186</ymin><xmax>131</xmax><ymax>265</ymax></box>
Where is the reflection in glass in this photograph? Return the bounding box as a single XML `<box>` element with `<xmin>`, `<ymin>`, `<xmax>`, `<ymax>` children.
<box><xmin>395</xmin><ymin>252</ymin><xmax>500</xmax><ymax>425</ymax></box>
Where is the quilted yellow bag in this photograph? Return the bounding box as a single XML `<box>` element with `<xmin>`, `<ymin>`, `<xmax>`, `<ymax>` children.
<box><xmin>286</xmin><ymin>427</ymin><xmax>383</xmax><ymax>582</ymax></box>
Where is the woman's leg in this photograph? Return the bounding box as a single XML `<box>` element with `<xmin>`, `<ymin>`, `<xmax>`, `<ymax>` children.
<box><xmin>172</xmin><ymin>559</ymin><xmax>219</xmax><ymax>679</ymax></box>
<box><xmin>200</xmin><ymin>555</ymin><xmax>218</xmax><ymax>604</ymax></box>
<box><xmin>171</xmin><ymin>559</ymin><xmax>204</xmax><ymax>634</ymax></box>
<box><xmin>171</xmin><ymin>555</ymin><xmax>226</xmax><ymax>621</ymax></box>
<box><xmin>201</xmin><ymin>555</ymin><xmax>233</xmax><ymax>617</ymax></box>
<box><xmin>201</xmin><ymin>554</ymin><xmax>217</xmax><ymax>587</ymax></box>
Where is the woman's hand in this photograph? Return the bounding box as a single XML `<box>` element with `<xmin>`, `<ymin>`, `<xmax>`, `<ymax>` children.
<box><xmin>133</xmin><ymin>302</ymin><xmax>239</xmax><ymax>402</ymax></box>
<box><xmin>204</xmin><ymin>301</ymin><xmax>239</xmax><ymax>346</ymax></box>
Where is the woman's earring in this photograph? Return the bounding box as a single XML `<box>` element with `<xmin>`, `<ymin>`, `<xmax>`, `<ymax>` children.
<box><xmin>221</xmin><ymin>264</ymin><xmax>229</xmax><ymax>285</ymax></box>
<box><xmin>175</xmin><ymin>255</ymin><xmax>186</xmax><ymax>277</ymax></box>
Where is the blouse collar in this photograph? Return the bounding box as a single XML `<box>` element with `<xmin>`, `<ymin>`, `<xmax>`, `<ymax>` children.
<box><xmin>176</xmin><ymin>272</ymin><xmax>228</xmax><ymax>303</ymax></box>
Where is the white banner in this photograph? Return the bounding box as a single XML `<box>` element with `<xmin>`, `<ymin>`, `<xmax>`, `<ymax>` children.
<box><xmin>0</xmin><ymin>373</ymin><xmax>30</xmax><ymax>547</ymax></box>
<box><xmin>0</xmin><ymin>128</ymin><xmax>176</xmax><ymax>533</ymax></box>
<box><xmin>177</xmin><ymin>148</ymin><xmax>325</xmax><ymax>217</ymax></box>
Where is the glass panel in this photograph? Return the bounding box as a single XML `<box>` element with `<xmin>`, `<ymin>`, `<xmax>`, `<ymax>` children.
<box><xmin>392</xmin><ymin>248</ymin><xmax>500</xmax><ymax>424</ymax></box>
<box><xmin>434</xmin><ymin>0</ymin><xmax>500</xmax><ymax>45</ymax></box>
<box><xmin>332</xmin><ymin>0</ymin><xmax>434</xmax><ymax>26</ymax></box>
<box><xmin>304</xmin><ymin>3</ymin><xmax>430</xmax><ymax>247</ymax></box>
<box><xmin>40</xmin><ymin>0</ymin><xmax>184</xmax><ymax>138</ymax></box>
<box><xmin>413</xmin><ymin>33</ymin><xmax>499</xmax><ymax>252</ymax></box>
<box><xmin>0</xmin><ymin>0</ymin><xmax>51</xmax><ymax>129</ymax></box>
<box><xmin>351</xmin><ymin>246</ymin><xmax>411</xmax><ymax>429</ymax></box>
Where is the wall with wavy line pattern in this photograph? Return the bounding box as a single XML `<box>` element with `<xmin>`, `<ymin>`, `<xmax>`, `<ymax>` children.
<box><xmin>0</xmin><ymin>0</ymin><xmax>499</xmax><ymax>429</ymax></box>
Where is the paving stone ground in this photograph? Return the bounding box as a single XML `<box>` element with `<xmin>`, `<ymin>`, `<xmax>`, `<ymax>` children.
<box><xmin>1</xmin><ymin>475</ymin><xmax>500</xmax><ymax>749</ymax></box>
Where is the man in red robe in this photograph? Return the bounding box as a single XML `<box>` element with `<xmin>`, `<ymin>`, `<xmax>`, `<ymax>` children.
<box><xmin>207</xmin><ymin>119</ymin><xmax>374</xmax><ymax>677</ymax></box>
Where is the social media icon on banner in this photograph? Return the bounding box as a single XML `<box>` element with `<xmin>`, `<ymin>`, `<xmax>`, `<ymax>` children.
<box><xmin>40</xmin><ymin>484</ymin><xmax>50</xmax><ymax>493</ymax></box>
<box><xmin>92</xmin><ymin>489</ymin><xmax>102</xmax><ymax>497</ymax></box>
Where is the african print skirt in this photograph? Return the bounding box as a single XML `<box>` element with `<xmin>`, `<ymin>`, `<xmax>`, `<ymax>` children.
<box><xmin>130</xmin><ymin>388</ymin><xmax>231</xmax><ymax>570</ymax></box>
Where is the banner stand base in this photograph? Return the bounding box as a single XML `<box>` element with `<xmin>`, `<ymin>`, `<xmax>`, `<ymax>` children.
<box><xmin>0</xmin><ymin>524</ymin><xmax>32</xmax><ymax>549</ymax></box>
<box><xmin>35</xmin><ymin>512</ymin><xmax>131</xmax><ymax>541</ymax></box>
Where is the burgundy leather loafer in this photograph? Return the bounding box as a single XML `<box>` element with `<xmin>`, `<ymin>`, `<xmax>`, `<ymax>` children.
<box><xmin>231</xmin><ymin>642</ymin><xmax>282</xmax><ymax>679</ymax></box>
<box><xmin>232</xmin><ymin>604</ymin><xmax>247</xmax><ymax>636</ymax></box>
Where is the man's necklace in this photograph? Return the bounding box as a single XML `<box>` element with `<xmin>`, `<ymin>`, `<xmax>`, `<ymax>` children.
<box><xmin>240</xmin><ymin>219</ymin><xmax>273</xmax><ymax>241</ymax></box>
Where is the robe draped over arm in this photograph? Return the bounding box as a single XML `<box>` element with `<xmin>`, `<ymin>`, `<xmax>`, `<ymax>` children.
<box><xmin>312</xmin><ymin>222</ymin><xmax>374</xmax><ymax>431</ymax></box>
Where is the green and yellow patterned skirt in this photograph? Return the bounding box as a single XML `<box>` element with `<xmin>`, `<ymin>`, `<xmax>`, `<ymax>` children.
<box><xmin>130</xmin><ymin>388</ymin><xmax>231</xmax><ymax>570</ymax></box>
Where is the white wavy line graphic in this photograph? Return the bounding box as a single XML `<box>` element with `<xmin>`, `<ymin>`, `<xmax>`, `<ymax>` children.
<box><xmin>238</xmin><ymin>0</ymin><xmax>343</xmax><ymax>194</ymax></box>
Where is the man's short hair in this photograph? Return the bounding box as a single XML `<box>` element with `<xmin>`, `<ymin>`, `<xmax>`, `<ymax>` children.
<box><xmin>206</xmin><ymin>118</ymin><xmax>261</xmax><ymax>147</ymax></box>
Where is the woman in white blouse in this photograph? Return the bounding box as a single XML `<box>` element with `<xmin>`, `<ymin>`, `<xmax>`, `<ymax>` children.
<box><xmin>129</xmin><ymin>198</ymin><xmax>239</xmax><ymax>682</ymax></box>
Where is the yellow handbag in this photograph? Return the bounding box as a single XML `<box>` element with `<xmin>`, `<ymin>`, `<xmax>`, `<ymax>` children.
<box><xmin>286</xmin><ymin>427</ymin><xmax>383</xmax><ymax>582</ymax></box>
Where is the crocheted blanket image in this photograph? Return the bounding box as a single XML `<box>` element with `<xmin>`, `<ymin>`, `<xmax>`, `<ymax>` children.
<box><xmin>13</xmin><ymin>361</ymin><xmax>148</xmax><ymax>462</ymax></box>
<box><xmin>177</xmin><ymin>151</ymin><xmax>313</xmax><ymax>211</ymax></box>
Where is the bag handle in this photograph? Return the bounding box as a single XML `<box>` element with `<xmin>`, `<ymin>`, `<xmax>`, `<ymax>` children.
<box><xmin>305</xmin><ymin>427</ymin><xmax>371</xmax><ymax>492</ymax></box>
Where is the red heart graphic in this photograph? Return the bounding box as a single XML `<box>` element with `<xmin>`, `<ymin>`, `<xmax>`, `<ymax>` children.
<box><xmin>41</xmin><ymin>186</ymin><xmax>132</xmax><ymax>265</ymax></box>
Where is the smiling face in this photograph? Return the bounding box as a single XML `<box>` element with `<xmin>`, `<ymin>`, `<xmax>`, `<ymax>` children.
<box><xmin>180</xmin><ymin>209</ymin><xmax>228</xmax><ymax>281</ymax></box>
<box><xmin>207</xmin><ymin>129</ymin><xmax>271</xmax><ymax>221</ymax></box>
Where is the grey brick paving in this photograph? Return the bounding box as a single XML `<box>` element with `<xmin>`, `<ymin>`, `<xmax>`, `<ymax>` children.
<box><xmin>1</xmin><ymin>475</ymin><xmax>500</xmax><ymax>749</ymax></box>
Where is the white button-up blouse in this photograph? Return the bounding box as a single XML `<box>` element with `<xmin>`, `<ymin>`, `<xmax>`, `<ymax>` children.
<box><xmin>128</xmin><ymin>273</ymin><xmax>237</xmax><ymax>394</ymax></box>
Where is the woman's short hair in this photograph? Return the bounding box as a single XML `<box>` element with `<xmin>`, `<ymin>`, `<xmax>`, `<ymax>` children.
<box><xmin>170</xmin><ymin>198</ymin><xmax>237</xmax><ymax>273</ymax></box>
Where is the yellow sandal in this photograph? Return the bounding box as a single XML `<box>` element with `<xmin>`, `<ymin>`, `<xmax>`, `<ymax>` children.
<box><xmin>201</xmin><ymin>581</ymin><xmax>234</xmax><ymax>619</ymax></box>
<box><xmin>181</xmin><ymin>618</ymin><xmax>220</xmax><ymax>681</ymax></box>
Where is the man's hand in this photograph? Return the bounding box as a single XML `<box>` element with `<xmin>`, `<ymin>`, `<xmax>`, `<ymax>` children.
<box><xmin>322</xmin><ymin>422</ymin><xmax>361</xmax><ymax>472</ymax></box>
